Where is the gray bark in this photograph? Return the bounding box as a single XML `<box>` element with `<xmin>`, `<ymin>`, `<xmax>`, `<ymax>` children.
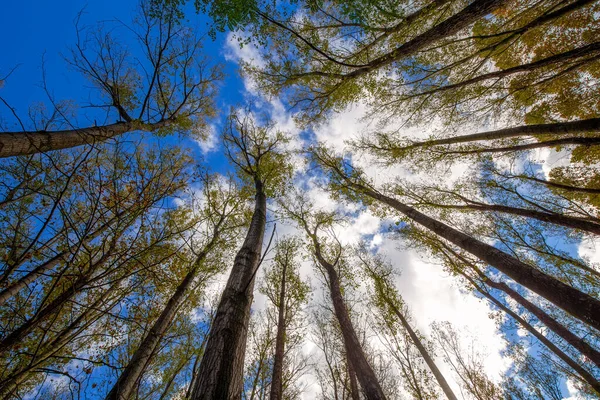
<box><xmin>269</xmin><ymin>255</ymin><xmax>287</xmax><ymax>400</ymax></box>
<box><xmin>0</xmin><ymin>120</ymin><xmax>167</xmax><ymax>158</ymax></box>
<box><xmin>190</xmin><ymin>180</ymin><xmax>267</xmax><ymax>399</ymax></box>
<box><xmin>308</xmin><ymin>234</ymin><xmax>386</xmax><ymax>400</ymax></box>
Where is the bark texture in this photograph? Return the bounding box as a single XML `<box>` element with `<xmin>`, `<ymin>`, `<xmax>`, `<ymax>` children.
<box><xmin>0</xmin><ymin>120</ymin><xmax>167</xmax><ymax>158</ymax></box>
<box><xmin>309</xmin><ymin>236</ymin><xmax>386</xmax><ymax>400</ymax></box>
<box><xmin>105</xmin><ymin>244</ymin><xmax>215</xmax><ymax>400</ymax></box>
<box><xmin>190</xmin><ymin>181</ymin><xmax>267</xmax><ymax>400</ymax></box>
<box><xmin>269</xmin><ymin>257</ymin><xmax>287</xmax><ymax>400</ymax></box>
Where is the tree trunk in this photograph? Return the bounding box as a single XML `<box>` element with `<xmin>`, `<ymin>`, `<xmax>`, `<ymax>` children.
<box><xmin>0</xmin><ymin>210</ymin><xmax>126</xmax><ymax>306</ymax></box>
<box><xmin>190</xmin><ymin>180</ymin><xmax>267</xmax><ymax>400</ymax></box>
<box><xmin>431</xmin><ymin>202</ymin><xmax>600</xmax><ymax>235</ymax></box>
<box><xmin>347</xmin><ymin>0</ymin><xmax>510</xmax><ymax>77</ymax></box>
<box><xmin>468</xmin><ymin>265</ymin><xmax>600</xmax><ymax>369</ymax></box>
<box><xmin>516</xmin><ymin>174</ymin><xmax>600</xmax><ymax>194</ymax></box>
<box><xmin>383</xmin><ymin>297</ymin><xmax>458</xmax><ymax>400</ymax></box>
<box><xmin>453</xmin><ymin>265</ymin><xmax>600</xmax><ymax>394</ymax></box>
<box><xmin>392</xmin><ymin>118</ymin><xmax>600</xmax><ymax>151</ymax></box>
<box><xmin>105</xmin><ymin>243</ymin><xmax>216</xmax><ymax>400</ymax></box>
<box><xmin>444</xmin><ymin>136</ymin><xmax>600</xmax><ymax>155</ymax></box>
<box><xmin>0</xmin><ymin>120</ymin><xmax>167</xmax><ymax>158</ymax></box>
<box><xmin>346</xmin><ymin>353</ymin><xmax>361</xmax><ymax>400</ymax></box>
<box><xmin>342</xmin><ymin>181</ymin><xmax>600</xmax><ymax>331</ymax></box>
<box><xmin>311</xmin><ymin>240</ymin><xmax>386</xmax><ymax>400</ymax></box>
<box><xmin>269</xmin><ymin>255</ymin><xmax>287</xmax><ymax>400</ymax></box>
<box><xmin>410</xmin><ymin>42</ymin><xmax>600</xmax><ymax>98</ymax></box>
<box><xmin>0</xmin><ymin>282</ymin><xmax>117</xmax><ymax>396</ymax></box>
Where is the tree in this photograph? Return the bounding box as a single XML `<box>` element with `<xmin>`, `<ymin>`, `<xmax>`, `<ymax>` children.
<box><xmin>358</xmin><ymin>249</ymin><xmax>458</xmax><ymax>400</ymax></box>
<box><xmin>0</xmin><ymin>1</ymin><xmax>221</xmax><ymax>158</ymax></box>
<box><xmin>432</xmin><ymin>322</ymin><xmax>504</xmax><ymax>400</ymax></box>
<box><xmin>261</xmin><ymin>237</ymin><xmax>311</xmax><ymax>400</ymax></box>
<box><xmin>281</xmin><ymin>190</ymin><xmax>387</xmax><ymax>399</ymax></box>
<box><xmin>190</xmin><ymin>111</ymin><xmax>292</xmax><ymax>399</ymax></box>
<box><xmin>0</xmin><ymin>139</ymin><xmax>192</xmax><ymax>396</ymax></box>
<box><xmin>105</xmin><ymin>174</ymin><xmax>248</xmax><ymax>399</ymax></box>
<box><xmin>313</xmin><ymin>147</ymin><xmax>600</xmax><ymax>331</ymax></box>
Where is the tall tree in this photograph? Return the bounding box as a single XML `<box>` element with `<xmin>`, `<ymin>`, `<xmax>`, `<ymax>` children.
<box><xmin>0</xmin><ymin>1</ymin><xmax>221</xmax><ymax>157</ymax></box>
<box><xmin>190</xmin><ymin>111</ymin><xmax>292</xmax><ymax>399</ymax></box>
<box><xmin>313</xmin><ymin>148</ymin><xmax>600</xmax><ymax>331</ymax></box>
<box><xmin>281</xmin><ymin>191</ymin><xmax>387</xmax><ymax>399</ymax></box>
<box><xmin>358</xmin><ymin>250</ymin><xmax>458</xmax><ymax>400</ymax></box>
<box><xmin>105</xmin><ymin>174</ymin><xmax>248</xmax><ymax>399</ymax></box>
<box><xmin>262</xmin><ymin>237</ymin><xmax>311</xmax><ymax>400</ymax></box>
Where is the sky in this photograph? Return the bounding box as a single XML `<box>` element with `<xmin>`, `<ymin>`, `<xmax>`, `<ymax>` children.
<box><xmin>1</xmin><ymin>1</ymin><xmax>595</xmax><ymax>399</ymax></box>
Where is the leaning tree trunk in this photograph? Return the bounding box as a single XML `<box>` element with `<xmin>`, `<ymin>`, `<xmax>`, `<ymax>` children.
<box><xmin>410</xmin><ymin>43</ymin><xmax>600</xmax><ymax>99</ymax></box>
<box><xmin>190</xmin><ymin>180</ymin><xmax>267</xmax><ymax>399</ymax></box>
<box><xmin>516</xmin><ymin>174</ymin><xmax>600</xmax><ymax>194</ymax></box>
<box><xmin>0</xmin><ymin>210</ymin><xmax>128</xmax><ymax>306</ymax></box>
<box><xmin>452</xmin><ymin>265</ymin><xmax>600</xmax><ymax>394</ymax></box>
<box><xmin>382</xmin><ymin>296</ymin><xmax>458</xmax><ymax>400</ymax></box>
<box><xmin>445</xmin><ymin>136</ymin><xmax>600</xmax><ymax>155</ymax></box>
<box><xmin>431</xmin><ymin>202</ymin><xmax>600</xmax><ymax>235</ymax></box>
<box><xmin>347</xmin><ymin>0</ymin><xmax>510</xmax><ymax>77</ymax></box>
<box><xmin>105</xmin><ymin>236</ymin><xmax>219</xmax><ymax>400</ymax></box>
<box><xmin>0</xmin><ymin>249</ymin><xmax>114</xmax><ymax>354</ymax></box>
<box><xmin>347</xmin><ymin>353</ymin><xmax>361</xmax><ymax>400</ymax></box>
<box><xmin>269</xmin><ymin>256</ymin><xmax>287</xmax><ymax>400</ymax></box>
<box><xmin>0</xmin><ymin>280</ymin><xmax>119</xmax><ymax>397</ymax></box>
<box><xmin>0</xmin><ymin>120</ymin><xmax>168</xmax><ymax>158</ymax></box>
<box><xmin>311</xmin><ymin>239</ymin><xmax>386</xmax><ymax>400</ymax></box>
<box><xmin>463</xmin><ymin>261</ymin><xmax>600</xmax><ymax>368</ymax></box>
<box><xmin>337</xmin><ymin>178</ymin><xmax>600</xmax><ymax>331</ymax></box>
<box><xmin>392</xmin><ymin>118</ymin><xmax>600</xmax><ymax>152</ymax></box>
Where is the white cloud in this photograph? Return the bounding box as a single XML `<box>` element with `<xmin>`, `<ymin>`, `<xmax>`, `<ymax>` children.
<box><xmin>194</xmin><ymin>123</ymin><xmax>219</xmax><ymax>154</ymax></box>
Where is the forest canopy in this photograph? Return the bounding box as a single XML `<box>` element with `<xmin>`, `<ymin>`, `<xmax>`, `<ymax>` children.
<box><xmin>0</xmin><ymin>0</ymin><xmax>599</xmax><ymax>398</ymax></box>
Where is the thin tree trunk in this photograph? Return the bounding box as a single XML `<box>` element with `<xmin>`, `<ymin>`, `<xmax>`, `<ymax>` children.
<box><xmin>105</xmin><ymin>240</ymin><xmax>217</xmax><ymax>400</ymax></box>
<box><xmin>346</xmin><ymin>353</ymin><xmax>361</xmax><ymax>400</ymax></box>
<box><xmin>515</xmin><ymin>174</ymin><xmax>600</xmax><ymax>194</ymax></box>
<box><xmin>309</xmin><ymin>236</ymin><xmax>386</xmax><ymax>399</ymax></box>
<box><xmin>442</xmin><ymin>136</ymin><xmax>600</xmax><ymax>155</ymax></box>
<box><xmin>269</xmin><ymin>255</ymin><xmax>287</xmax><ymax>400</ymax></box>
<box><xmin>0</xmin><ymin>120</ymin><xmax>168</xmax><ymax>158</ymax></box>
<box><xmin>0</xmin><ymin>250</ymin><xmax>113</xmax><ymax>353</ymax></box>
<box><xmin>451</xmin><ymin>264</ymin><xmax>600</xmax><ymax>394</ymax></box>
<box><xmin>325</xmin><ymin>168</ymin><xmax>600</xmax><ymax>330</ymax></box>
<box><xmin>383</xmin><ymin>297</ymin><xmax>458</xmax><ymax>400</ymax></box>
<box><xmin>388</xmin><ymin>118</ymin><xmax>600</xmax><ymax>152</ymax></box>
<box><xmin>0</xmin><ymin>277</ymin><xmax>121</xmax><ymax>396</ymax></box>
<box><xmin>0</xmin><ymin>211</ymin><xmax>126</xmax><ymax>306</ymax></box>
<box><xmin>190</xmin><ymin>180</ymin><xmax>267</xmax><ymax>400</ymax></box>
<box><xmin>459</xmin><ymin>259</ymin><xmax>600</xmax><ymax>368</ymax></box>
<box><xmin>409</xmin><ymin>42</ymin><xmax>600</xmax><ymax>98</ymax></box>
<box><xmin>428</xmin><ymin>201</ymin><xmax>600</xmax><ymax>235</ymax></box>
<box><xmin>346</xmin><ymin>0</ymin><xmax>510</xmax><ymax>77</ymax></box>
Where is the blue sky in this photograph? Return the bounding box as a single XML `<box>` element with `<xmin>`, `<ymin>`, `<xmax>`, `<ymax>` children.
<box><xmin>1</xmin><ymin>2</ymin><xmax>597</xmax><ymax>399</ymax></box>
<box><xmin>0</xmin><ymin>0</ymin><xmax>246</xmax><ymax>174</ymax></box>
